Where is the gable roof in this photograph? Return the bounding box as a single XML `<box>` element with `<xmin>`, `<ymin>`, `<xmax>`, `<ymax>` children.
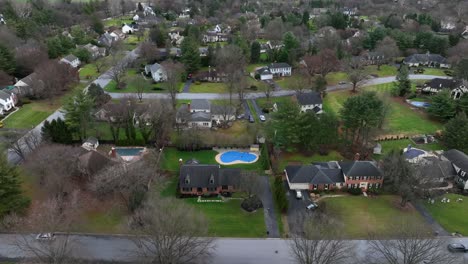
<box><xmin>443</xmin><ymin>149</ymin><xmax>468</xmax><ymax>174</ymax></box>
<box><xmin>0</xmin><ymin>90</ymin><xmax>12</xmax><ymax>100</ymax></box>
<box><xmin>17</xmin><ymin>73</ymin><xmax>39</xmax><ymax>86</ymax></box>
<box><xmin>211</xmin><ymin>104</ymin><xmax>236</xmax><ymax>116</ymax></box>
<box><xmin>404</xmin><ymin>53</ymin><xmax>448</xmax><ymax>64</ymax></box>
<box><xmin>269</xmin><ymin>63</ymin><xmax>291</xmax><ymax>69</ymax></box>
<box><xmin>179</xmin><ymin>164</ymin><xmax>241</xmax><ymax>188</ymax></box>
<box><xmin>295</xmin><ymin>92</ymin><xmax>322</xmax><ymax>106</ymax></box>
<box><xmin>285</xmin><ymin>164</ymin><xmax>344</xmax><ymax>185</ymax></box>
<box><xmin>424</xmin><ymin>78</ymin><xmax>463</xmax><ymax>90</ymax></box>
<box><xmin>339</xmin><ymin>161</ymin><xmax>382</xmax><ymax>177</ymax></box>
<box><xmin>191</xmin><ymin>99</ymin><xmax>210</xmax><ymax>110</ymax></box>
<box><xmin>62</xmin><ymin>54</ymin><xmax>79</xmax><ymax>63</ymax></box>
<box><xmin>145</xmin><ymin>63</ymin><xmax>162</xmax><ymax>74</ymax></box>
<box><xmin>255</xmin><ymin>67</ymin><xmax>272</xmax><ymax>75</ymax></box>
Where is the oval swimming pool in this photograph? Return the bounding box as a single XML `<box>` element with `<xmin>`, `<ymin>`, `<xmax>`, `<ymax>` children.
<box><xmin>219</xmin><ymin>151</ymin><xmax>258</xmax><ymax>164</ymax></box>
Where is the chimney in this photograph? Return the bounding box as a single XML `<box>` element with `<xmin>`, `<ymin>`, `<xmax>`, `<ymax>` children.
<box><xmin>110</xmin><ymin>147</ymin><xmax>117</xmax><ymax>158</ymax></box>
<box><xmin>354</xmin><ymin>153</ymin><xmax>360</xmax><ymax>161</ymax></box>
<box><xmin>188</xmin><ymin>103</ymin><xmax>191</xmax><ymax>112</ymax></box>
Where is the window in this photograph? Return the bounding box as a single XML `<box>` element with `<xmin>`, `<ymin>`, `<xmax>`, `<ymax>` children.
<box><xmin>356</xmin><ymin>177</ymin><xmax>360</xmax><ymax>181</ymax></box>
<box><xmin>324</xmin><ymin>184</ymin><xmax>329</xmax><ymax>190</ymax></box>
<box><xmin>222</xmin><ymin>185</ymin><xmax>228</xmax><ymax>190</ymax></box>
<box><xmin>363</xmin><ymin>176</ymin><xmax>367</xmax><ymax>180</ymax></box>
<box><xmin>375</xmin><ymin>183</ymin><xmax>380</xmax><ymax>189</ymax></box>
<box><xmin>313</xmin><ymin>184</ymin><xmax>318</xmax><ymax>190</ymax></box>
<box><xmin>197</xmin><ymin>187</ymin><xmax>202</xmax><ymax>192</ymax></box>
<box><xmin>376</xmin><ymin>176</ymin><xmax>382</xmax><ymax>180</ymax></box>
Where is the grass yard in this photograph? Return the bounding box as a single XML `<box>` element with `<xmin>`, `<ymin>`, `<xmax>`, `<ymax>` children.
<box><xmin>323</xmin><ymin>84</ymin><xmax>443</xmax><ymax>136</ymax></box>
<box><xmin>424</xmin><ymin>194</ymin><xmax>468</xmax><ymax>235</ymax></box>
<box><xmin>365</xmin><ymin>65</ymin><xmax>398</xmax><ymax>77</ymax></box>
<box><xmin>275</xmin><ymin>74</ymin><xmax>309</xmax><ymax>89</ymax></box>
<box><xmin>123</xmin><ymin>35</ymin><xmax>141</xmax><ymax>51</ymax></box>
<box><xmin>103</xmin><ymin>16</ymin><xmax>133</xmax><ymax>27</ymax></box>
<box><xmin>411</xmin><ymin>67</ymin><xmax>448</xmax><ymax>76</ymax></box>
<box><xmin>373</xmin><ymin>139</ymin><xmax>445</xmax><ymax>159</ymax></box>
<box><xmin>246</xmin><ymin>63</ymin><xmax>268</xmax><ymax>73</ymax></box>
<box><xmin>278</xmin><ymin>151</ymin><xmax>344</xmax><ymax>171</ymax></box>
<box><xmin>190</xmin><ymin>82</ymin><xmax>229</xmax><ymax>93</ymax></box>
<box><xmin>87</xmin><ymin>122</ymin><xmax>146</xmax><ymax>141</ymax></box>
<box><xmin>75</xmin><ymin>207</ymin><xmax>125</xmax><ymax>234</ymax></box>
<box><xmin>324</xmin><ymin>195</ymin><xmax>429</xmax><ymax>238</ymax></box>
<box><xmin>79</xmin><ymin>64</ymin><xmax>100</xmax><ymax>80</ymax></box>
<box><xmin>326</xmin><ymin>71</ymin><xmax>348</xmax><ymax>85</ymax></box>
<box><xmin>256</xmin><ymin>96</ymin><xmax>293</xmax><ymax>110</ymax></box>
<box><xmin>105</xmin><ymin>75</ymin><xmax>184</xmax><ymax>93</ymax></box>
<box><xmin>3</xmin><ymin>102</ymin><xmax>56</xmax><ymax>129</ymax></box>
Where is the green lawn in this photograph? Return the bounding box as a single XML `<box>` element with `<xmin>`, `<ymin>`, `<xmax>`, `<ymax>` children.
<box><xmin>275</xmin><ymin>74</ymin><xmax>310</xmax><ymax>89</ymax></box>
<box><xmin>323</xmin><ymin>84</ymin><xmax>443</xmax><ymax>136</ymax></box>
<box><xmin>3</xmin><ymin>103</ymin><xmax>56</xmax><ymax>129</ymax></box>
<box><xmin>256</xmin><ymin>96</ymin><xmax>293</xmax><ymax>110</ymax></box>
<box><xmin>411</xmin><ymin>67</ymin><xmax>448</xmax><ymax>76</ymax></box>
<box><xmin>424</xmin><ymin>194</ymin><xmax>468</xmax><ymax>235</ymax></box>
<box><xmin>246</xmin><ymin>63</ymin><xmax>267</xmax><ymax>73</ymax></box>
<box><xmin>87</xmin><ymin>122</ymin><xmax>145</xmax><ymax>141</ymax></box>
<box><xmin>373</xmin><ymin>139</ymin><xmax>445</xmax><ymax>159</ymax></box>
<box><xmin>190</xmin><ymin>82</ymin><xmax>229</xmax><ymax>93</ymax></box>
<box><xmin>326</xmin><ymin>72</ymin><xmax>348</xmax><ymax>85</ymax></box>
<box><xmin>123</xmin><ymin>35</ymin><xmax>141</xmax><ymax>51</ymax></box>
<box><xmin>79</xmin><ymin>64</ymin><xmax>100</xmax><ymax>80</ymax></box>
<box><xmin>105</xmin><ymin>74</ymin><xmax>184</xmax><ymax>93</ymax></box>
<box><xmin>278</xmin><ymin>151</ymin><xmax>344</xmax><ymax>171</ymax></box>
<box><xmin>74</xmin><ymin>207</ymin><xmax>125</xmax><ymax>233</ymax></box>
<box><xmin>324</xmin><ymin>195</ymin><xmax>429</xmax><ymax>238</ymax></box>
<box><xmin>366</xmin><ymin>65</ymin><xmax>398</xmax><ymax>77</ymax></box>
<box><xmin>103</xmin><ymin>16</ymin><xmax>133</xmax><ymax>27</ymax></box>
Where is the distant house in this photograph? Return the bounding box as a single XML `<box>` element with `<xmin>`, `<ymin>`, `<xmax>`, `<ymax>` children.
<box><xmin>285</xmin><ymin>160</ymin><xmax>383</xmax><ymax>191</ymax></box>
<box><xmin>443</xmin><ymin>149</ymin><xmax>468</xmax><ymax>190</ymax></box>
<box><xmin>268</xmin><ymin>63</ymin><xmax>292</xmax><ymax>77</ymax></box>
<box><xmin>60</xmin><ymin>54</ymin><xmax>81</xmax><ymax>68</ymax></box>
<box><xmin>422</xmin><ymin>78</ymin><xmax>467</xmax><ymax>99</ymax></box>
<box><xmin>462</xmin><ymin>26</ymin><xmax>468</xmax><ymax>40</ymax></box>
<box><xmin>179</xmin><ymin>164</ymin><xmax>241</xmax><ymax>196</ymax></box>
<box><xmin>77</xmin><ymin>148</ymin><xmax>114</xmax><ymax>176</ymax></box>
<box><xmin>342</xmin><ymin>7</ymin><xmax>358</xmax><ymax>16</ymax></box>
<box><xmin>156</xmin><ymin>48</ymin><xmax>182</xmax><ymax>59</ymax></box>
<box><xmin>294</xmin><ymin>92</ymin><xmax>323</xmax><ymax>114</ymax></box>
<box><xmin>199</xmin><ymin>47</ymin><xmax>208</xmax><ymax>57</ymax></box>
<box><xmin>176</xmin><ymin>99</ymin><xmax>236</xmax><ymax>128</ymax></box>
<box><xmin>82</xmin><ymin>137</ymin><xmax>99</xmax><ymax>151</ymax></box>
<box><xmin>0</xmin><ymin>90</ymin><xmax>15</xmax><ymax>115</ymax></box>
<box><xmin>80</xmin><ymin>43</ymin><xmax>106</xmax><ymax>59</ymax></box>
<box><xmin>98</xmin><ymin>32</ymin><xmax>118</xmax><ymax>47</ymax></box>
<box><xmin>403</xmin><ymin>53</ymin><xmax>450</xmax><ymax>68</ymax></box>
<box><xmin>362</xmin><ymin>51</ymin><xmax>385</xmax><ymax>65</ymax></box>
<box><xmin>202</xmin><ymin>32</ymin><xmax>228</xmax><ymax>43</ymax></box>
<box><xmin>179</xmin><ymin>8</ymin><xmax>190</xmax><ymax>19</ymax></box>
<box><xmin>122</xmin><ymin>24</ymin><xmax>135</xmax><ymax>34</ymax></box>
<box><xmin>14</xmin><ymin>72</ymin><xmax>43</xmax><ymax>96</ymax></box>
<box><xmin>133</xmin><ymin>14</ymin><xmax>139</xmax><ymax>21</ymax></box>
<box><xmin>255</xmin><ymin>67</ymin><xmax>273</xmax><ymax>81</ymax></box>
<box><xmin>193</xmin><ymin>69</ymin><xmax>225</xmax><ymax>82</ymax></box>
<box><xmin>144</xmin><ymin>63</ymin><xmax>166</xmax><ymax>82</ymax></box>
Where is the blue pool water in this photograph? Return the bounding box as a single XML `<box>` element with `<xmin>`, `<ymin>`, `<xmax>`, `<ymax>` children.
<box><xmin>220</xmin><ymin>151</ymin><xmax>257</xmax><ymax>163</ymax></box>
<box><xmin>409</xmin><ymin>101</ymin><xmax>430</xmax><ymax>108</ymax></box>
<box><xmin>115</xmin><ymin>148</ymin><xmax>144</xmax><ymax>156</ymax></box>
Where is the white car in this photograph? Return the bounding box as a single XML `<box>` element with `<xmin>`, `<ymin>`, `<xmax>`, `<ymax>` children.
<box><xmin>259</xmin><ymin>115</ymin><xmax>266</xmax><ymax>122</ymax></box>
<box><xmin>36</xmin><ymin>233</ymin><xmax>55</xmax><ymax>241</ymax></box>
<box><xmin>295</xmin><ymin>190</ymin><xmax>303</xmax><ymax>199</ymax></box>
<box><xmin>306</xmin><ymin>203</ymin><xmax>318</xmax><ymax>210</ymax></box>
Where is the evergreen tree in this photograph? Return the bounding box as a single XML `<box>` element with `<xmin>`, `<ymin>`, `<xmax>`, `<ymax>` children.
<box><xmin>73</xmin><ymin>48</ymin><xmax>91</xmax><ymax>63</ymax></box>
<box><xmin>149</xmin><ymin>25</ymin><xmax>167</xmax><ymax>47</ymax></box>
<box><xmin>394</xmin><ymin>65</ymin><xmax>411</xmax><ymax>96</ymax></box>
<box><xmin>0</xmin><ymin>44</ymin><xmax>16</xmax><ymax>75</ymax></box>
<box><xmin>456</xmin><ymin>94</ymin><xmax>468</xmax><ymax>116</ymax></box>
<box><xmin>427</xmin><ymin>90</ymin><xmax>456</xmax><ymax>121</ymax></box>
<box><xmin>314</xmin><ymin>76</ymin><xmax>327</xmax><ymax>93</ymax></box>
<box><xmin>250</xmin><ymin>41</ymin><xmax>261</xmax><ymax>63</ymax></box>
<box><xmin>0</xmin><ymin>155</ymin><xmax>30</xmax><ymax>217</ymax></box>
<box><xmin>41</xmin><ymin>118</ymin><xmax>73</xmax><ymax>144</ymax></box>
<box><xmin>455</xmin><ymin>58</ymin><xmax>468</xmax><ymax>81</ymax></box>
<box><xmin>443</xmin><ymin>112</ymin><xmax>468</xmax><ymax>153</ymax></box>
<box><xmin>91</xmin><ymin>15</ymin><xmax>104</xmax><ymax>34</ymax></box>
<box><xmin>267</xmin><ymin>100</ymin><xmax>301</xmax><ymax>151</ymax></box>
<box><xmin>181</xmin><ymin>37</ymin><xmax>200</xmax><ymax>73</ymax></box>
<box><xmin>302</xmin><ymin>10</ymin><xmax>310</xmax><ymax>25</ymax></box>
<box><xmin>62</xmin><ymin>91</ymin><xmax>95</xmax><ymax>140</ymax></box>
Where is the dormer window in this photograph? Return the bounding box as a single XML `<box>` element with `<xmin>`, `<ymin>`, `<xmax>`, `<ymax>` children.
<box><xmin>185</xmin><ymin>175</ymin><xmax>190</xmax><ymax>184</ymax></box>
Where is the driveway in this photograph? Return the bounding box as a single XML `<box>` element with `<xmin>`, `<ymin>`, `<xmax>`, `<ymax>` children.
<box><xmin>284</xmin><ymin>181</ymin><xmax>313</xmax><ymax>235</ymax></box>
<box><xmin>413</xmin><ymin>201</ymin><xmax>450</xmax><ymax>236</ymax></box>
<box><xmin>263</xmin><ymin>79</ymin><xmax>281</xmax><ymax>91</ymax></box>
<box><xmin>182</xmin><ymin>79</ymin><xmax>192</xmax><ymax>93</ymax></box>
<box><xmin>242</xmin><ymin>100</ymin><xmax>252</xmax><ymax>121</ymax></box>
<box><xmin>259</xmin><ymin>176</ymin><xmax>280</xmax><ymax>238</ymax></box>
<box><xmin>249</xmin><ymin>99</ymin><xmax>266</xmax><ymax>122</ymax></box>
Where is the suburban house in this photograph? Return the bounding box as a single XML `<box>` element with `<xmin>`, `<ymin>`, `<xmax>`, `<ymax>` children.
<box><xmin>179</xmin><ymin>8</ymin><xmax>190</xmax><ymax>19</ymax></box>
<box><xmin>97</xmin><ymin>32</ymin><xmax>118</xmax><ymax>47</ymax></box>
<box><xmin>122</xmin><ymin>24</ymin><xmax>137</xmax><ymax>34</ymax></box>
<box><xmin>133</xmin><ymin>14</ymin><xmax>139</xmax><ymax>21</ymax></box>
<box><xmin>361</xmin><ymin>51</ymin><xmax>385</xmax><ymax>65</ymax></box>
<box><xmin>0</xmin><ymin>90</ymin><xmax>15</xmax><ymax>115</ymax></box>
<box><xmin>157</xmin><ymin>48</ymin><xmax>182</xmax><ymax>58</ymax></box>
<box><xmin>60</xmin><ymin>54</ymin><xmax>81</xmax><ymax>68</ymax></box>
<box><xmin>403</xmin><ymin>145</ymin><xmax>437</xmax><ymax>164</ymax></box>
<box><xmin>285</xmin><ymin>160</ymin><xmax>383</xmax><ymax>191</ymax></box>
<box><xmin>144</xmin><ymin>63</ymin><xmax>166</xmax><ymax>82</ymax></box>
<box><xmin>461</xmin><ymin>25</ymin><xmax>468</xmax><ymax>39</ymax></box>
<box><xmin>179</xmin><ymin>163</ymin><xmax>241</xmax><ymax>196</ymax></box>
<box><xmin>443</xmin><ymin>149</ymin><xmax>468</xmax><ymax>190</ymax></box>
<box><xmin>193</xmin><ymin>69</ymin><xmax>225</xmax><ymax>82</ymax></box>
<box><xmin>14</xmin><ymin>72</ymin><xmax>43</xmax><ymax>96</ymax></box>
<box><xmin>342</xmin><ymin>7</ymin><xmax>358</xmax><ymax>16</ymax></box>
<box><xmin>294</xmin><ymin>92</ymin><xmax>323</xmax><ymax>114</ymax></box>
<box><xmin>176</xmin><ymin>99</ymin><xmax>236</xmax><ymax>128</ymax></box>
<box><xmin>82</xmin><ymin>137</ymin><xmax>99</xmax><ymax>151</ymax></box>
<box><xmin>77</xmin><ymin>147</ymin><xmax>115</xmax><ymax>177</ymax></box>
<box><xmin>199</xmin><ymin>47</ymin><xmax>208</xmax><ymax>57</ymax></box>
<box><xmin>268</xmin><ymin>63</ymin><xmax>292</xmax><ymax>77</ymax></box>
<box><xmin>403</xmin><ymin>53</ymin><xmax>450</xmax><ymax>68</ymax></box>
<box><xmin>79</xmin><ymin>43</ymin><xmax>106</xmax><ymax>59</ymax></box>
<box><xmin>422</xmin><ymin>78</ymin><xmax>468</xmax><ymax>99</ymax></box>
<box><xmin>168</xmin><ymin>29</ymin><xmax>182</xmax><ymax>42</ymax></box>
<box><xmin>255</xmin><ymin>67</ymin><xmax>273</xmax><ymax>80</ymax></box>
<box><xmin>202</xmin><ymin>31</ymin><xmax>228</xmax><ymax>43</ymax></box>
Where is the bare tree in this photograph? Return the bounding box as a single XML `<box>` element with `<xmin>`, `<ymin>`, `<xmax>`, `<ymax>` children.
<box><xmin>239</xmin><ymin>171</ymin><xmax>264</xmax><ymax>198</ymax></box>
<box><xmin>261</xmin><ymin>82</ymin><xmax>273</xmax><ymax>102</ymax></box>
<box><xmin>94</xmin><ymin>58</ymin><xmax>108</xmax><ymax>74</ymax></box>
<box><xmin>35</xmin><ymin>60</ymin><xmax>78</xmax><ymax>99</ymax></box>
<box><xmin>346</xmin><ymin>58</ymin><xmax>368</xmax><ymax>93</ymax></box>
<box><xmin>289</xmin><ymin>213</ymin><xmax>354</xmax><ymax>264</ymax></box>
<box><xmin>129</xmin><ymin>196</ymin><xmax>215</xmax><ymax>264</ymax></box>
<box><xmin>90</xmin><ymin>160</ymin><xmax>158</xmax><ymax>212</ymax></box>
<box><xmin>138</xmin><ymin>41</ymin><xmax>159</xmax><ymax>64</ymax></box>
<box><xmin>161</xmin><ymin>60</ymin><xmax>184</xmax><ymax>109</ymax></box>
<box><xmin>264</xmin><ymin>18</ymin><xmax>286</xmax><ymax>46</ymax></box>
<box><xmin>0</xmin><ymin>70</ymin><xmax>12</xmax><ymax>86</ymax></box>
<box><xmin>366</xmin><ymin>219</ymin><xmax>458</xmax><ymax>264</ymax></box>
<box><xmin>375</xmin><ymin>37</ymin><xmax>401</xmax><ymax>69</ymax></box>
<box><xmin>7</xmin><ymin>130</ymin><xmax>42</xmax><ymax>162</ymax></box>
<box><xmin>215</xmin><ymin>45</ymin><xmax>246</xmax><ymax>105</ymax></box>
<box><xmin>289</xmin><ymin>73</ymin><xmax>309</xmax><ymax>93</ymax></box>
<box><xmin>109</xmin><ymin>58</ymin><xmax>128</xmax><ymax>90</ymax></box>
<box><xmin>147</xmin><ymin>100</ymin><xmax>174</xmax><ymax>147</ymax></box>
<box><xmin>15</xmin><ymin>40</ymin><xmax>48</xmax><ymax>76</ymax></box>
<box><xmin>129</xmin><ymin>75</ymin><xmax>151</xmax><ymax>102</ymax></box>
<box><xmin>448</xmin><ymin>40</ymin><xmax>468</xmax><ymax>65</ymax></box>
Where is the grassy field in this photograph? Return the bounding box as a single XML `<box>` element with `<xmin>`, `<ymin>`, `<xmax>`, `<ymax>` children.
<box><xmin>366</xmin><ymin>65</ymin><xmax>398</xmax><ymax>77</ymax></box>
<box><xmin>424</xmin><ymin>194</ymin><xmax>468</xmax><ymax>235</ymax></box>
<box><xmin>411</xmin><ymin>67</ymin><xmax>448</xmax><ymax>76</ymax></box>
<box><xmin>79</xmin><ymin>64</ymin><xmax>100</xmax><ymax>80</ymax></box>
<box><xmin>373</xmin><ymin>139</ymin><xmax>445</xmax><ymax>159</ymax></box>
<box><xmin>323</xmin><ymin>84</ymin><xmax>443</xmax><ymax>136</ymax></box>
<box><xmin>278</xmin><ymin>151</ymin><xmax>344</xmax><ymax>171</ymax></box>
<box><xmin>324</xmin><ymin>195</ymin><xmax>429</xmax><ymax>238</ymax></box>
<box><xmin>246</xmin><ymin>63</ymin><xmax>268</xmax><ymax>73</ymax></box>
<box><xmin>256</xmin><ymin>96</ymin><xmax>293</xmax><ymax>109</ymax></box>
<box><xmin>103</xmin><ymin>16</ymin><xmax>133</xmax><ymax>27</ymax></box>
<box><xmin>3</xmin><ymin>102</ymin><xmax>57</xmax><ymax>129</ymax></box>
<box><xmin>326</xmin><ymin>71</ymin><xmax>348</xmax><ymax>85</ymax></box>
<box><xmin>105</xmin><ymin>72</ymin><xmax>184</xmax><ymax>93</ymax></box>
<box><xmin>190</xmin><ymin>82</ymin><xmax>229</xmax><ymax>93</ymax></box>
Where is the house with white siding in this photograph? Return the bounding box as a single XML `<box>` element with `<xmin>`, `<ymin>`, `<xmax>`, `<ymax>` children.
<box><xmin>268</xmin><ymin>63</ymin><xmax>292</xmax><ymax>77</ymax></box>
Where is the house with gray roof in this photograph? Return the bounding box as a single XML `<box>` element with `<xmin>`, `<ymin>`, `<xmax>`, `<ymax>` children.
<box><xmin>422</xmin><ymin>78</ymin><xmax>467</xmax><ymax>99</ymax></box>
<box><xmin>268</xmin><ymin>63</ymin><xmax>292</xmax><ymax>77</ymax></box>
<box><xmin>176</xmin><ymin>99</ymin><xmax>236</xmax><ymax>128</ymax></box>
<box><xmin>255</xmin><ymin>67</ymin><xmax>273</xmax><ymax>80</ymax></box>
<box><xmin>179</xmin><ymin>164</ymin><xmax>241</xmax><ymax>196</ymax></box>
<box><xmin>403</xmin><ymin>53</ymin><xmax>450</xmax><ymax>68</ymax></box>
<box><xmin>443</xmin><ymin>149</ymin><xmax>468</xmax><ymax>190</ymax></box>
<box><xmin>60</xmin><ymin>54</ymin><xmax>81</xmax><ymax>68</ymax></box>
<box><xmin>285</xmin><ymin>160</ymin><xmax>383</xmax><ymax>191</ymax></box>
<box><xmin>294</xmin><ymin>92</ymin><xmax>323</xmax><ymax>113</ymax></box>
<box><xmin>144</xmin><ymin>63</ymin><xmax>166</xmax><ymax>82</ymax></box>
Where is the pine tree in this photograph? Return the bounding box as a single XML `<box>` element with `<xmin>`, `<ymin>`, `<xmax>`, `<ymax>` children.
<box><xmin>63</xmin><ymin>92</ymin><xmax>94</xmax><ymax>140</ymax></box>
<box><xmin>181</xmin><ymin>37</ymin><xmax>200</xmax><ymax>73</ymax></box>
<box><xmin>427</xmin><ymin>90</ymin><xmax>456</xmax><ymax>121</ymax></box>
<box><xmin>0</xmin><ymin>156</ymin><xmax>30</xmax><ymax>217</ymax></box>
<box><xmin>250</xmin><ymin>41</ymin><xmax>261</xmax><ymax>63</ymax></box>
<box><xmin>42</xmin><ymin>118</ymin><xmax>73</xmax><ymax>144</ymax></box>
<box><xmin>444</xmin><ymin>112</ymin><xmax>468</xmax><ymax>153</ymax></box>
<box><xmin>394</xmin><ymin>65</ymin><xmax>411</xmax><ymax>96</ymax></box>
<box><xmin>0</xmin><ymin>44</ymin><xmax>16</xmax><ymax>75</ymax></box>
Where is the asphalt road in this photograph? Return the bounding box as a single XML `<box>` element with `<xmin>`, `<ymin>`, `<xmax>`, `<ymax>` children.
<box><xmin>1</xmin><ymin>234</ymin><xmax>467</xmax><ymax>263</ymax></box>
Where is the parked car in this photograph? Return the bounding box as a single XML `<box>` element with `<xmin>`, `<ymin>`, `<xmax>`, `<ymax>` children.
<box><xmin>249</xmin><ymin>115</ymin><xmax>254</xmax><ymax>123</ymax></box>
<box><xmin>237</xmin><ymin>114</ymin><xmax>245</xmax><ymax>119</ymax></box>
<box><xmin>447</xmin><ymin>243</ymin><xmax>468</xmax><ymax>253</ymax></box>
<box><xmin>295</xmin><ymin>190</ymin><xmax>303</xmax><ymax>199</ymax></box>
<box><xmin>36</xmin><ymin>233</ymin><xmax>55</xmax><ymax>241</ymax></box>
<box><xmin>259</xmin><ymin>115</ymin><xmax>266</xmax><ymax>122</ymax></box>
<box><xmin>306</xmin><ymin>202</ymin><xmax>318</xmax><ymax>210</ymax></box>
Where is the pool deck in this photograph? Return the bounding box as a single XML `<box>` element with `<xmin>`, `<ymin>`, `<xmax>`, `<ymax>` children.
<box><xmin>215</xmin><ymin>150</ymin><xmax>260</xmax><ymax>165</ymax></box>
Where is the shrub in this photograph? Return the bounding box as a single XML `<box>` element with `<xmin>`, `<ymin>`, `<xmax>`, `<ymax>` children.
<box><xmin>407</xmin><ymin>92</ymin><xmax>417</xmax><ymax>99</ymax></box>
<box><xmin>273</xmin><ymin>176</ymin><xmax>288</xmax><ymax>213</ymax></box>
<box><xmin>255</xmin><ymin>73</ymin><xmax>260</xmax><ymax>80</ymax></box>
<box><xmin>348</xmin><ymin>188</ymin><xmax>362</xmax><ymax>195</ymax></box>
<box><xmin>250</xmin><ymin>85</ymin><xmax>257</xmax><ymax>90</ymax></box>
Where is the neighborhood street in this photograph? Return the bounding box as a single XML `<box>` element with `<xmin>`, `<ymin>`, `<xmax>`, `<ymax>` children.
<box><xmin>0</xmin><ymin>234</ymin><xmax>467</xmax><ymax>263</ymax></box>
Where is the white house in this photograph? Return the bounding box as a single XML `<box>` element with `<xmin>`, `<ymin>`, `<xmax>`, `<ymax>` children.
<box><xmin>122</xmin><ymin>24</ymin><xmax>135</xmax><ymax>34</ymax></box>
<box><xmin>0</xmin><ymin>14</ymin><xmax>5</xmax><ymax>25</ymax></box>
<box><xmin>268</xmin><ymin>63</ymin><xmax>292</xmax><ymax>77</ymax></box>
<box><xmin>295</xmin><ymin>92</ymin><xmax>323</xmax><ymax>114</ymax></box>
<box><xmin>82</xmin><ymin>137</ymin><xmax>99</xmax><ymax>151</ymax></box>
<box><xmin>60</xmin><ymin>54</ymin><xmax>81</xmax><ymax>68</ymax></box>
<box><xmin>133</xmin><ymin>14</ymin><xmax>140</xmax><ymax>21</ymax></box>
<box><xmin>144</xmin><ymin>63</ymin><xmax>166</xmax><ymax>82</ymax></box>
<box><xmin>255</xmin><ymin>67</ymin><xmax>273</xmax><ymax>80</ymax></box>
<box><xmin>80</xmin><ymin>43</ymin><xmax>106</xmax><ymax>59</ymax></box>
<box><xmin>403</xmin><ymin>53</ymin><xmax>450</xmax><ymax>68</ymax></box>
<box><xmin>0</xmin><ymin>90</ymin><xmax>15</xmax><ymax>115</ymax></box>
<box><xmin>179</xmin><ymin>8</ymin><xmax>190</xmax><ymax>18</ymax></box>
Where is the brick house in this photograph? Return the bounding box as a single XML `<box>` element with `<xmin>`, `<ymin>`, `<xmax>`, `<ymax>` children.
<box><xmin>285</xmin><ymin>161</ymin><xmax>383</xmax><ymax>191</ymax></box>
<box><xmin>179</xmin><ymin>164</ymin><xmax>241</xmax><ymax>196</ymax></box>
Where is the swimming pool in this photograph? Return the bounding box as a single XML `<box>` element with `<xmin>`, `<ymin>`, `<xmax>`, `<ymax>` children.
<box><xmin>219</xmin><ymin>151</ymin><xmax>258</xmax><ymax>164</ymax></box>
<box><xmin>115</xmin><ymin>147</ymin><xmax>145</xmax><ymax>156</ymax></box>
<box><xmin>408</xmin><ymin>101</ymin><xmax>430</xmax><ymax>108</ymax></box>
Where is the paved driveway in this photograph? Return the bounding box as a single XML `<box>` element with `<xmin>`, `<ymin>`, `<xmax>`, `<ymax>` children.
<box><xmin>284</xmin><ymin>181</ymin><xmax>314</xmax><ymax>235</ymax></box>
<box><xmin>259</xmin><ymin>176</ymin><xmax>280</xmax><ymax>238</ymax></box>
<box><xmin>182</xmin><ymin>79</ymin><xmax>192</xmax><ymax>93</ymax></box>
